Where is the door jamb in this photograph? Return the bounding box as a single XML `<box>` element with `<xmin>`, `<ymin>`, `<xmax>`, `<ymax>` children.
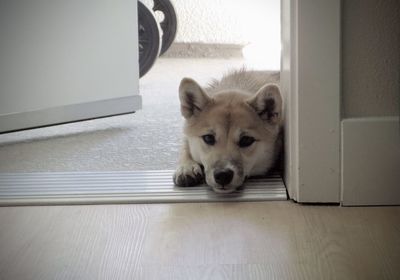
<box><xmin>281</xmin><ymin>0</ymin><xmax>341</xmax><ymax>203</ymax></box>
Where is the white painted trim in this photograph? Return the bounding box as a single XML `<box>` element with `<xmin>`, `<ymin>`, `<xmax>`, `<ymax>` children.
<box><xmin>0</xmin><ymin>95</ymin><xmax>142</xmax><ymax>133</ymax></box>
<box><xmin>281</xmin><ymin>0</ymin><xmax>298</xmax><ymax>200</ymax></box>
<box><xmin>281</xmin><ymin>0</ymin><xmax>341</xmax><ymax>202</ymax></box>
<box><xmin>341</xmin><ymin>117</ymin><xmax>400</xmax><ymax>206</ymax></box>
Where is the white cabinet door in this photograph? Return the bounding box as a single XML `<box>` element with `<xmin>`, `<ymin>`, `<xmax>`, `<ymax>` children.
<box><xmin>0</xmin><ymin>0</ymin><xmax>141</xmax><ymax>133</ymax></box>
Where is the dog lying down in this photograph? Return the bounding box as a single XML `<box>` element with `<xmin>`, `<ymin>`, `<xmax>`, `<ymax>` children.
<box><xmin>173</xmin><ymin>69</ymin><xmax>283</xmax><ymax>194</ymax></box>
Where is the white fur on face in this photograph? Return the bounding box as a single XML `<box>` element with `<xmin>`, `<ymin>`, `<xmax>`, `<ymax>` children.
<box><xmin>188</xmin><ymin>135</ymin><xmax>242</xmax><ymax>193</ymax></box>
<box><xmin>187</xmin><ymin>124</ymin><xmax>279</xmax><ymax>193</ymax></box>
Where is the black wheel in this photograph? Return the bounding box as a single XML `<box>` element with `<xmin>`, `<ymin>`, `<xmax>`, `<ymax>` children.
<box><xmin>138</xmin><ymin>1</ymin><xmax>161</xmax><ymax>78</ymax></box>
<box><xmin>153</xmin><ymin>0</ymin><xmax>177</xmax><ymax>55</ymax></box>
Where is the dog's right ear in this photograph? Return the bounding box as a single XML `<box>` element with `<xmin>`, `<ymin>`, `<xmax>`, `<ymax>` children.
<box><xmin>247</xmin><ymin>83</ymin><xmax>282</xmax><ymax>125</ymax></box>
<box><xmin>179</xmin><ymin>78</ymin><xmax>211</xmax><ymax>119</ymax></box>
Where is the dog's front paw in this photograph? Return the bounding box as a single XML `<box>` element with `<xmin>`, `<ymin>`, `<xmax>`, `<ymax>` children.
<box><xmin>173</xmin><ymin>161</ymin><xmax>204</xmax><ymax>187</ymax></box>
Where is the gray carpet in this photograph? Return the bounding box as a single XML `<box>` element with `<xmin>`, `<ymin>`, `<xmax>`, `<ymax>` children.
<box><xmin>0</xmin><ymin>58</ymin><xmax>249</xmax><ymax>172</ymax></box>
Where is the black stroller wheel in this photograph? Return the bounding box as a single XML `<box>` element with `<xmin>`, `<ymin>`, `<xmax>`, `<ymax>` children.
<box><xmin>138</xmin><ymin>1</ymin><xmax>161</xmax><ymax>78</ymax></box>
<box><xmin>153</xmin><ymin>0</ymin><xmax>177</xmax><ymax>55</ymax></box>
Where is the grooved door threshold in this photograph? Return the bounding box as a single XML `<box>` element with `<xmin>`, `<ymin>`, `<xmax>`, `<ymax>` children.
<box><xmin>0</xmin><ymin>170</ymin><xmax>287</xmax><ymax>206</ymax></box>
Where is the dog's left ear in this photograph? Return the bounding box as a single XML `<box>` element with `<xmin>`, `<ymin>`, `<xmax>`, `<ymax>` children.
<box><xmin>247</xmin><ymin>84</ymin><xmax>282</xmax><ymax>125</ymax></box>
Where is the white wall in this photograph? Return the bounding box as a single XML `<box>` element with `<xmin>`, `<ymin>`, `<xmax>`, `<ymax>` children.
<box><xmin>172</xmin><ymin>0</ymin><xmax>281</xmax><ymax>69</ymax></box>
<box><xmin>142</xmin><ymin>0</ymin><xmax>281</xmax><ymax>69</ymax></box>
<box><xmin>342</xmin><ymin>0</ymin><xmax>399</xmax><ymax>117</ymax></box>
<box><xmin>171</xmin><ymin>0</ymin><xmax>280</xmax><ymax>46</ymax></box>
<box><xmin>142</xmin><ymin>0</ymin><xmax>280</xmax><ymax>45</ymax></box>
<box><xmin>340</xmin><ymin>0</ymin><xmax>399</xmax><ymax>206</ymax></box>
<box><xmin>171</xmin><ymin>0</ymin><xmax>280</xmax><ymax>44</ymax></box>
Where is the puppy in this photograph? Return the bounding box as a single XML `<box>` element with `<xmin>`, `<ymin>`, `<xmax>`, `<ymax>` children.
<box><xmin>173</xmin><ymin>69</ymin><xmax>282</xmax><ymax>193</ymax></box>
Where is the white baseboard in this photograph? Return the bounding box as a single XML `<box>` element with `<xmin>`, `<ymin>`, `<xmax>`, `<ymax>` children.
<box><xmin>341</xmin><ymin>117</ymin><xmax>400</xmax><ymax>206</ymax></box>
<box><xmin>0</xmin><ymin>95</ymin><xmax>142</xmax><ymax>133</ymax></box>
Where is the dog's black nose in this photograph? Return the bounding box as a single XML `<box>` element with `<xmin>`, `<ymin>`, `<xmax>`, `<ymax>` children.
<box><xmin>214</xmin><ymin>169</ymin><xmax>234</xmax><ymax>186</ymax></box>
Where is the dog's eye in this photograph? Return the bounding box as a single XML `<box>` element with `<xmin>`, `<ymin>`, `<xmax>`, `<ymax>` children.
<box><xmin>202</xmin><ymin>134</ymin><xmax>216</xmax><ymax>145</ymax></box>
<box><xmin>239</xmin><ymin>136</ymin><xmax>256</xmax><ymax>148</ymax></box>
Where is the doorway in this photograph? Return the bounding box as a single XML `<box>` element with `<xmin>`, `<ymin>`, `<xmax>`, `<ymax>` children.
<box><xmin>0</xmin><ymin>0</ymin><xmax>288</xmax><ymax>205</ymax></box>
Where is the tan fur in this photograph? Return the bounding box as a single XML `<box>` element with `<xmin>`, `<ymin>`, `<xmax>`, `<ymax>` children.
<box><xmin>174</xmin><ymin>69</ymin><xmax>283</xmax><ymax>193</ymax></box>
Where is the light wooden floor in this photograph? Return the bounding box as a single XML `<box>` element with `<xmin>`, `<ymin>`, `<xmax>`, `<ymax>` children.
<box><xmin>0</xmin><ymin>201</ymin><xmax>399</xmax><ymax>280</ymax></box>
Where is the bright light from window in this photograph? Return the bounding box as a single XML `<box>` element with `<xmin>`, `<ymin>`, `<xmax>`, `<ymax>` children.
<box><xmin>242</xmin><ymin>41</ymin><xmax>281</xmax><ymax>70</ymax></box>
<box><xmin>234</xmin><ymin>0</ymin><xmax>281</xmax><ymax>71</ymax></box>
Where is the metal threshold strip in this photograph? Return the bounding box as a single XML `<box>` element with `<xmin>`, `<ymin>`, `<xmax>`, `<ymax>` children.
<box><xmin>0</xmin><ymin>170</ymin><xmax>287</xmax><ymax>206</ymax></box>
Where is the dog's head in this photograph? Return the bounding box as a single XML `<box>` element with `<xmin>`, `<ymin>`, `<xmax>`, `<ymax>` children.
<box><xmin>179</xmin><ymin>78</ymin><xmax>283</xmax><ymax>193</ymax></box>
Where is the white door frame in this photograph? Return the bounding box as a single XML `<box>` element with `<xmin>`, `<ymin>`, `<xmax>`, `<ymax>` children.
<box><xmin>281</xmin><ymin>0</ymin><xmax>341</xmax><ymax>203</ymax></box>
<box><xmin>0</xmin><ymin>0</ymin><xmax>342</xmax><ymax>204</ymax></box>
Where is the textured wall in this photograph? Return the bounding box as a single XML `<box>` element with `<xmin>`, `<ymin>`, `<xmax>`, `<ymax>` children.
<box><xmin>342</xmin><ymin>0</ymin><xmax>400</xmax><ymax>117</ymax></box>
<box><xmin>168</xmin><ymin>0</ymin><xmax>280</xmax><ymax>45</ymax></box>
<box><xmin>171</xmin><ymin>0</ymin><xmax>245</xmax><ymax>44</ymax></box>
